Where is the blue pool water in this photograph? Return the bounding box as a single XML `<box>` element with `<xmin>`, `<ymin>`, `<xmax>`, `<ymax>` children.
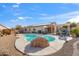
<box><xmin>24</xmin><ymin>34</ymin><xmax>55</xmax><ymax>42</ymax></box>
<box><xmin>42</xmin><ymin>35</ymin><xmax>55</xmax><ymax>42</ymax></box>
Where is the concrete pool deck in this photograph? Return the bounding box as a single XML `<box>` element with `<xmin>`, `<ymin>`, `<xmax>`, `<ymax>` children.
<box><xmin>15</xmin><ymin>34</ymin><xmax>72</xmax><ymax>56</ymax></box>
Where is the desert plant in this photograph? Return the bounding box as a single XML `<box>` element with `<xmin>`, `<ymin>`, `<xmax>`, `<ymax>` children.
<box><xmin>2</xmin><ymin>29</ymin><xmax>11</xmax><ymax>35</ymax></box>
<box><xmin>70</xmin><ymin>28</ymin><xmax>79</xmax><ymax>37</ymax></box>
<box><xmin>31</xmin><ymin>37</ymin><xmax>49</xmax><ymax>48</ymax></box>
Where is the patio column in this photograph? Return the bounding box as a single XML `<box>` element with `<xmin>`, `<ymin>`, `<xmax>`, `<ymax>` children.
<box><xmin>54</xmin><ymin>24</ymin><xmax>57</xmax><ymax>34</ymax></box>
<box><xmin>50</xmin><ymin>23</ymin><xmax>57</xmax><ymax>34</ymax></box>
<box><xmin>67</xmin><ymin>24</ymin><xmax>71</xmax><ymax>36</ymax></box>
<box><xmin>50</xmin><ymin>24</ymin><xmax>54</xmax><ymax>34</ymax></box>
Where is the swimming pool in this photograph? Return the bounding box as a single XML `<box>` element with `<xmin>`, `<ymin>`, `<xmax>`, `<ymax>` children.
<box><xmin>24</xmin><ymin>34</ymin><xmax>55</xmax><ymax>42</ymax></box>
<box><xmin>42</xmin><ymin>35</ymin><xmax>55</xmax><ymax>42</ymax></box>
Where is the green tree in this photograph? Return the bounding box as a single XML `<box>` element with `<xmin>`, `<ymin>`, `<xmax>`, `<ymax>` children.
<box><xmin>15</xmin><ymin>25</ymin><xmax>22</xmax><ymax>30</ymax></box>
<box><xmin>70</xmin><ymin>23</ymin><xmax>77</xmax><ymax>28</ymax></box>
<box><xmin>62</xmin><ymin>25</ymin><xmax>68</xmax><ymax>29</ymax></box>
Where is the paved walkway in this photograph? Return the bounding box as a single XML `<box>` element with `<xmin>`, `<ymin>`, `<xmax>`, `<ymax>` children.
<box><xmin>15</xmin><ymin>34</ymin><xmax>72</xmax><ymax>56</ymax></box>
<box><xmin>73</xmin><ymin>41</ymin><xmax>79</xmax><ymax>56</ymax></box>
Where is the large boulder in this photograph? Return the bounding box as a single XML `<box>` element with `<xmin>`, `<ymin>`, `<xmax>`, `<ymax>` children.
<box><xmin>31</xmin><ymin>37</ymin><xmax>49</xmax><ymax>48</ymax></box>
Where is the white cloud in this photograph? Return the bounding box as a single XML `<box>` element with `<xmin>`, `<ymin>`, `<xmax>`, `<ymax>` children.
<box><xmin>13</xmin><ymin>13</ymin><xmax>21</xmax><ymax>16</ymax></box>
<box><xmin>30</xmin><ymin>8</ymin><xmax>36</xmax><ymax>11</ymax></box>
<box><xmin>16</xmin><ymin>3</ymin><xmax>21</xmax><ymax>5</ymax></box>
<box><xmin>30</xmin><ymin>6</ymin><xmax>40</xmax><ymax>11</ymax></box>
<box><xmin>41</xmin><ymin>11</ymin><xmax>79</xmax><ymax>19</ymax></box>
<box><xmin>39</xmin><ymin>13</ymin><xmax>48</xmax><ymax>16</ymax></box>
<box><xmin>12</xmin><ymin>4</ymin><xmax>20</xmax><ymax>8</ymax></box>
<box><xmin>18</xmin><ymin>16</ymin><xmax>32</xmax><ymax>20</ymax></box>
<box><xmin>39</xmin><ymin>16</ymin><xmax>54</xmax><ymax>20</ymax></box>
<box><xmin>2</xmin><ymin>5</ymin><xmax>6</xmax><ymax>8</ymax></box>
<box><xmin>67</xmin><ymin>16</ymin><xmax>79</xmax><ymax>23</ymax></box>
<box><xmin>50</xmin><ymin>11</ymin><xmax>79</xmax><ymax>24</ymax></box>
<box><xmin>10</xmin><ymin>16</ymin><xmax>33</xmax><ymax>23</ymax></box>
<box><xmin>10</xmin><ymin>19</ymin><xmax>18</xmax><ymax>23</ymax></box>
<box><xmin>60</xmin><ymin>5</ymin><xmax>69</xmax><ymax>10</ymax></box>
<box><xmin>38</xmin><ymin>11</ymin><xmax>79</xmax><ymax>24</ymax></box>
<box><xmin>18</xmin><ymin>17</ymin><xmax>24</xmax><ymax>20</ymax></box>
<box><xmin>11</xmin><ymin>11</ymin><xmax>79</xmax><ymax>25</ymax></box>
<box><xmin>10</xmin><ymin>17</ymin><xmax>25</xmax><ymax>23</ymax></box>
<box><xmin>52</xmin><ymin>11</ymin><xmax>79</xmax><ymax>20</ymax></box>
<box><xmin>11</xmin><ymin>19</ymin><xmax>18</xmax><ymax>22</ymax></box>
<box><xmin>25</xmin><ymin>16</ymin><xmax>33</xmax><ymax>19</ymax></box>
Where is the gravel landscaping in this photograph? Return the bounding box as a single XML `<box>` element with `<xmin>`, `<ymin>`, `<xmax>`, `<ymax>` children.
<box><xmin>0</xmin><ymin>34</ymin><xmax>24</xmax><ymax>56</ymax></box>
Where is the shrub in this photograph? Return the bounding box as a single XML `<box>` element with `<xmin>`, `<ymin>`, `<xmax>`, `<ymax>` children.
<box><xmin>31</xmin><ymin>37</ymin><xmax>49</xmax><ymax>48</ymax></box>
<box><xmin>62</xmin><ymin>25</ymin><xmax>68</xmax><ymax>28</ymax></box>
<box><xmin>2</xmin><ymin>29</ymin><xmax>11</xmax><ymax>35</ymax></box>
<box><xmin>70</xmin><ymin>28</ymin><xmax>79</xmax><ymax>37</ymax></box>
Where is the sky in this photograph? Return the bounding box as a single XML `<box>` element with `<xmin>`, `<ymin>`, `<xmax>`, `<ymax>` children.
<box><xmin>0</xmin><ymin>3</ymin><xmax>79</xmax><ymax>28</ymax></box>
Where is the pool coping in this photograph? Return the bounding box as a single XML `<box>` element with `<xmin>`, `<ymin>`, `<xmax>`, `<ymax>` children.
<box><xmin>15</xmin><ymin>34</ymin><xmax>72</xmax><ymax>56</ymax></box>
